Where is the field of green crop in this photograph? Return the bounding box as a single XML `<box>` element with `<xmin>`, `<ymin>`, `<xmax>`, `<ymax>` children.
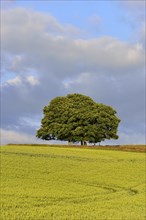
<box><xmin>1</xmin><ymin>145</ymin><xmax>146</xmax><ymax>220</ymax></box>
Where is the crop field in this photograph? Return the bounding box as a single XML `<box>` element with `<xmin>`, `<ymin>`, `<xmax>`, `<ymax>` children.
<box><xmin>0</xmin><ymin>145</ymin><xmax>146</xmax><ymax>220</ymax></box>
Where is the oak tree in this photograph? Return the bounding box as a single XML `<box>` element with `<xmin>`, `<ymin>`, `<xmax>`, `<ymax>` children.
<box><xmin>36</xmin><ymin>94</ymin><xmax>120</xmax><ymax>145</ymax></box>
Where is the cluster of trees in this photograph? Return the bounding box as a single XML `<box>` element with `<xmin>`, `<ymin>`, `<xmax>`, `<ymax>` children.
<box><xmin>36</xmin><ymin>94</ymin><xmax>120</xmax><ymax>145</ymax></box>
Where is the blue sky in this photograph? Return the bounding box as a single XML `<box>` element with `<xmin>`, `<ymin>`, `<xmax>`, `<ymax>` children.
<box><xmin>1</xmin><ymin>0</ymin><xmax>145</xmax><ymax>145</ymax></box>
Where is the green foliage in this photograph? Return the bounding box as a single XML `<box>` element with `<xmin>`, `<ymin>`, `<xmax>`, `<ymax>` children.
<box><xmin>36</xmin><ymin>94</ymin><xmax>120</xmax><ymax>144</ymax></box>
<box><xmin>1</xmin><ymin>145</ymin><xmax>145</xmax><ymax>220</ymax></box>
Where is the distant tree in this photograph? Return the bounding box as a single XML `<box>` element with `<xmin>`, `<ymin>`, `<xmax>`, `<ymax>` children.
<box><xmin>36</xmin><ymin>94</ymin><xmax>120</xmax><ymax>145</ymax></box>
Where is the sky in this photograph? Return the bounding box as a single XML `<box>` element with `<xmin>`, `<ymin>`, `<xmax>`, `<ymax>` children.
<box><xmin>1</xmin><ymin>0</ymin><xmax>145</xmax><ymax>145</ymax></box>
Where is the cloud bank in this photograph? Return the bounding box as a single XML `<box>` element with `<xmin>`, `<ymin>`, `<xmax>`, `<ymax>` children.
<box><xmin>1</xmin><ymin>7</ymin><xmax>145</xmax><ymax>145</ymax></box>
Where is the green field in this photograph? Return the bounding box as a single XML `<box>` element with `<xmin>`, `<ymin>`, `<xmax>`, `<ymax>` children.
<box><xmin>1</xmin><ymin>145</ymin><xmax>146</xmax><ymax>220</ymax></box>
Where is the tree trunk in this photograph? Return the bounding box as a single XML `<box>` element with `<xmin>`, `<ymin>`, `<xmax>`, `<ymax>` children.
<box><xmin>81</xmin><ymin>140</ymin><xmax>83</xmax><ymax>145</ymax></box>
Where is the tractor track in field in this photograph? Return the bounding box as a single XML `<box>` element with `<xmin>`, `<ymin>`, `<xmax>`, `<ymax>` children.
<box><xmin>1</xmin><ymin>151</ymin><xmax>143</xmax><ymax>163</ymax></box>
<box><xmin>0</xmin><ymin>151</ymin><xmax>92</xmax><ymax>162</ymax></box>
<box><xmin>1</xmin><ymin>150</ymin><xmax>144</xmax><ymax>203</ymax></box>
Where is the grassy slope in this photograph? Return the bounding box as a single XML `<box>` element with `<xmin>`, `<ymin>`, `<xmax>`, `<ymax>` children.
<box><xmin>1</xmin><ymin>145</ymin><xmax>146</xmax><ymax>220</ymax></box>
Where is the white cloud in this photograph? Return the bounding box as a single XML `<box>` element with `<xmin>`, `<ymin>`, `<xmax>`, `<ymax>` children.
<box><xmin>3</xmin><ymin>75</ymin><xmax>39</xmax><ymax>87</ymax></box>
<box><xmin>112</xmin><ymin>131</ymin><xmax>145</xmax><ymax>145</ymax></box>
<box><xmin>119</xmin><ymin>131</ymin><xmax>145</xmax><ymax>145</ymax></box>
<box><xmin>0</xmin><ymin>129</ymin><xmax>39</xmax><ymax>145</ymax></box>
<box><xmin>11</xmin><ymin>55</ymin><xmax>23</xmax><ymax>71</ymax></box>
<box><xmin>63</xmin><ymin>72</ymin><xmax>91</xmax><ymax>89</ymax></box>
<box><xmin>1</xmin><ymin>128</ymin><xmax>144</xmax><ymax>146</ymax></box>
<box><xmin>1</xmin><ymin>8</ymin><xmax>144</xmax><ymax>77</ymax></box>
<box><xmin>0</xmin><ymin>129</ymin><xmax>69</xmax><ymax>146</ymax></box>
<box><xmin>119</xmin><ymin>0</ymin><xmax>145</xmax><ymax>46</ymax></box>
<box><xmin>26</xmin><ymin>76</ymin><xmax>40</xmax><ymax>86</ymax></box>
<box><xmin>101</xmin><ymin>131</ymin><xmax>145</xmax><ymax>145</ymax></box>
<box><xmin>6</xmin><ymin>76</ymin><xmax>22</xmax><ymax>85</ymax></box>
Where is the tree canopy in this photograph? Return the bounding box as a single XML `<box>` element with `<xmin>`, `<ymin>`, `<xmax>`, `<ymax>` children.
<box><xmin>36</xmin><ymin>94</ymin><xmax>120</xmax><ymax>145</ymax></box>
